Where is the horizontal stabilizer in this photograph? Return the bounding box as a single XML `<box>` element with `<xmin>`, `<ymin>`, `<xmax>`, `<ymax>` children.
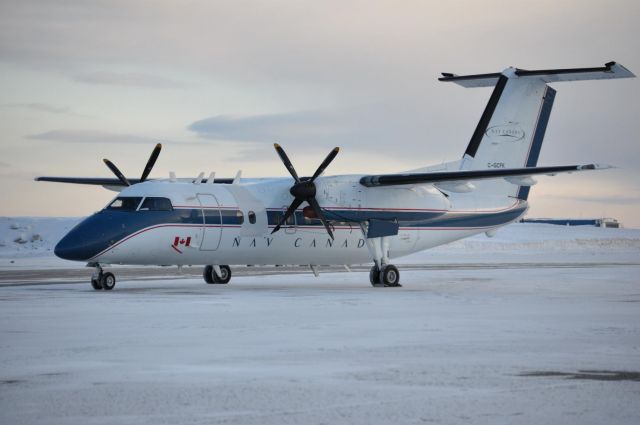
<box><xmin>439</xmin><ymin>61</ymin><xmax>635</xmax><ymax>88</ymax></box>
<box><xmin>359</xmin><ymin>164</ymin><xmax>611</xmax><ymax>188</ymax></box>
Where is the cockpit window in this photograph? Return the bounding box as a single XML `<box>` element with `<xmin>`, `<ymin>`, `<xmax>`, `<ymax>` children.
<box><xmin>140</xmin><ymin>197</ymin><xmax>173</xmax><ymax>211</ymax></box>
<box><xmin>106</xmin><ymin>197</ymin><xmax>142</xmax><ymax>211</ymax></box>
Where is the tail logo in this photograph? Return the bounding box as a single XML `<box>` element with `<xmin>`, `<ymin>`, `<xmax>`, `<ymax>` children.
<box><xmin>485</xmin><ymin>122</ymin><xmax>525</xmax><ymax>143</ymax></box>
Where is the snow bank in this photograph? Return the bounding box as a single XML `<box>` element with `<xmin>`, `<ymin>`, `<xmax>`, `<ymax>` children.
<box><xmin>400</xmin><ymin>223</ymin><xmax>640</xmax><ymax>264</ymax></box>
<box><xmin>0</xmin><ymin>217</ymin><xmax>81</xmax><ymax>268</ymax></box>
<box><xmin>1</xmin><ymin>217</ymin><xmax>638</xmax><ymax>268</ymax></box>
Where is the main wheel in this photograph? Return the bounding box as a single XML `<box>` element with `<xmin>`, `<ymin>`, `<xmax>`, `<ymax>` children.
<box><xmin>91</xmin><ymin>277</ymin><xmax>103</xmax><ymax>290</ymax></box>
<box><xmin>100</xmin><ymin>272</ymin><xmax>116</xmax><ymax>291</ymax></box>
<box><xmin>213</xmin><ymin>265</ymin><xmax>231</xmax><ymax>284</ymax></box>
<box><xmin>381</xmin><ymin>265</ymin><xmax>401</xmax><ymax>287</ymax></box>
<box><xmin>203</xmin><ymin>265</ymin><xmax>215</xmax><ymax>284</ymax></box>
<box><xmin>369</xmin><ymin>266</ymin><xmax>382</xmax><ymax>287</ymax></box>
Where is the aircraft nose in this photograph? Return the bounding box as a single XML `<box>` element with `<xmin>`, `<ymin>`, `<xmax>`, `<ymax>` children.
<box><xmin>54</xmin><ymin>233</ymin><xmax>93</xmax><ymax>261</ymax></box>
<box><xmin>54</xmin><ymin>214</ymin><xmax>114</xmax><ymax>262</ymax></box>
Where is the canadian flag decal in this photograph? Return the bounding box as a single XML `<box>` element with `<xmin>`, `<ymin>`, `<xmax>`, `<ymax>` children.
<box><xmin>171</xmin><ymin>236</ymin><xmax>191</xmax><ymax>254</ymax></box>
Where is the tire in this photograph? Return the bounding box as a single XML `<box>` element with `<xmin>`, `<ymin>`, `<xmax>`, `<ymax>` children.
<box><xmin>91</xmin><ymin>278</ymin><xmax>103</xmax><ymax>290</ymax></box>
<box><xmin>369</xmin><ymin>266</ymin><xmax>381</xmax><ymax>287</ymax></box>
<box><xmin>100</xmin><ymin>272</ymin><xmax>116</xmax><ymax>291</ymax></box>
<box><xmin>213</xmin><ymin>265</ymin><xmax>231</xmax><ymax>284</ymax></box>
<box><xmin>381</xmin><ymin>265</ymin><xmax>400</xmax><ymax>287</ymax></box>
<box><xmin>203</xmin><ymin>265</ymin><xmax>215</xmax><ymax>284</ymax></box>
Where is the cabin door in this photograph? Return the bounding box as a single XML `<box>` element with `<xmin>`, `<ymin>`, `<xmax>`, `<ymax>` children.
<box><xmin>197</xmin><ymin>194</ymin><xmax>222</xmax><ymax>251</ymax></box>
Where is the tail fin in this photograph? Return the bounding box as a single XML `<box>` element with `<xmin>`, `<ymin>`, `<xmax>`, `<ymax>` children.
<box><xmin>440</xmin><ymin>61</ymin><xmax>634</xmax><ymax>200</ymax></box>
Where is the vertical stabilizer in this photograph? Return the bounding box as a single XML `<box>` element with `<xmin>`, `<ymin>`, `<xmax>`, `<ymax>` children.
<box><xmin>440</xmin><ymin>61</ymin><xmax>634</xmax><ymax>200</ymax></box>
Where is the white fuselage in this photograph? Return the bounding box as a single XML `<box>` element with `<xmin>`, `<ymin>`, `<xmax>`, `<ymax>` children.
<box><xmin>72</xmin><ymin>175</ymin><xmax>526</xmax><ymax>267</ymax></box>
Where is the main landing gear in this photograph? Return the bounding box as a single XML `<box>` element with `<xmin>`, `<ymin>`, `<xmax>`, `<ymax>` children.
<box><xmin>203</xmin><ymin>265</ymin><xmax>232</xmax><ymax>284</ymax></box>
<box><xmin>90</xmin><ymin>264</ymin><xmax>116</xmax><ymax>291</ymax></box>
<box><xmin>361</xmin><ymin>228</ymin><xmax>401</xmax><ymax>288</ymax></box>
<box><xmin>369</xmin><ymin>264</ymin><xmax>400</xmax><ymax>287</ymax></box>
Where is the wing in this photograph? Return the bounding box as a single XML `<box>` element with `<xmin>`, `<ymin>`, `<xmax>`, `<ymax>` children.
<box><xmin>35</xmin><ymin>176</ymin><xmax>235</xmax><ymax>191</ymax></box>
<box><xmin>359</xmin><ymin>164</ymin><xmax>610</xmax><ymax>187</ymax></box>
<box><xmin>35</xmin><ymin>177</ymin><xmax>141</xmax><ymax>186</ymax></box>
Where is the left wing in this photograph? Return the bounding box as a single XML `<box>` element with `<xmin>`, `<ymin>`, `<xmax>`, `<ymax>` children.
<box><xmin>35</xmin><ymin>177</ymin><xmax>142</xmax><ymax>186</ymax></box>
<box><xmin>359</xmin><ymin>164</ymin><xmax>610</xmax><ymax>187</ymax></box>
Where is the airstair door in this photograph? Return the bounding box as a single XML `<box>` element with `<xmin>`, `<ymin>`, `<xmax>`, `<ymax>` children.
<box><xmin>197</xmin><ymin>194</ymin><xmax>222</xmax><ymax>251</ymax></box>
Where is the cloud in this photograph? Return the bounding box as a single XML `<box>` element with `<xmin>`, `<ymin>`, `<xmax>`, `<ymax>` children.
<box><xmin>5</xmin><ymin>102</ymin><xmax>88</xmax><ymax>117</ymax></box>
<box><xmin>541</xmin><ymin>193</ymin><xmax>640</xmax><ymax>206</ymax></box>
<box><xmin>6</xmin><ymin>102</ymin><xmax>69</xmax><ymax>114</ymax></box>
<box><xmin>73</xmin><ymin>71</ymin><xmax>185</xmax><ymax>89</ymax></box>
<box><xmin>0</xmin><ymin>161</ymin><xmax>9</xmax><ymax>168</ymax></box>
<box><xmin>28</xmin><ymin>129</ymin><xmax>162</xmax><ymax>145</ymax></box>
<box><xmin>188</xmin><ymin>110</ymin><xmax>353</xmax><ymax>143</ymax></box>
<box><xmin>186</xmin><ymin>104</ymin><xmax>458</xmax><ymax>162</ymax></box>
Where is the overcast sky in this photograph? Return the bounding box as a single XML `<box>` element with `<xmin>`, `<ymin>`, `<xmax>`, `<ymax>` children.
<box><xmin>1</xmin><ymin>0</ymin><xmax>638</xmax><ymax>226</ymax></box>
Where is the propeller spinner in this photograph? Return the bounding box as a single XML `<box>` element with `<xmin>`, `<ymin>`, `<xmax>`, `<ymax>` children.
<box><xmin>102</xmin><ymin>143</ymin><xmax>162</xmax><ymax>186</ymax></box>
<box><xmin>271</xmin><ymin>143</ymin><xmax>339</xmax><ymax>240</ymax></box>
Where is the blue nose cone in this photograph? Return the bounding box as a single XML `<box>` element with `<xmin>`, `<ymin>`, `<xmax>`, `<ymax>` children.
<box><xmin>54</xmin><ymin>213</ymin><xmax>120</xmax><ymax>262</ymax></box>
<box><xmin>54</xmin><ymin>222</ymin><xmax>99</xmax><ymax>261</ymax></box>
<box><xmin>54</xmin><ymin>234</ymin><xmax>92</xmax><ymax>261</ymax></box>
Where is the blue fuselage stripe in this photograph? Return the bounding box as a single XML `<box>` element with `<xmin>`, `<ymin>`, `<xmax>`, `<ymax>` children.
<box><xmin>55</xmin><ymin>205</ymin><xmax>526</xmax><ymax>261</ymax></box>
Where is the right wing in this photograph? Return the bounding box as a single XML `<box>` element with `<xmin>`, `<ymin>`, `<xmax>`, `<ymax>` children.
<box><xmin>359</xmin><ymin>164</ymin><xmax>610</xmax><ymax>187</ymax></box>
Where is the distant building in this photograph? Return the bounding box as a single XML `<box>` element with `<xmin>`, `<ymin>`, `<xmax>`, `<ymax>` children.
<box><xmin>520</xmin><ymin>218</ymin><xmax>621</xmax><ymax>228</ymax></box>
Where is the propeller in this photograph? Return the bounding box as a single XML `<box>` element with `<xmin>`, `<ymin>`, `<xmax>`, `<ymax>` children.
<box><xmin>102</xmin><ymin>143</ymin><xmax>162</xmax><ymax>186</ymax></box>
<box><xmin>271</xmin><ymin>143</ymin><xmax>339</xmax><ymax>239</ymax></box>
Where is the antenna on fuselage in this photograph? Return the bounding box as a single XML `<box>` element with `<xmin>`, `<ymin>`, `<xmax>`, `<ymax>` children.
<box><xmin>232</xmin><ymin>170</ymin><xmax>242</xmax><ymax>184</ymax></box>
<box><xmin>194</xmin><ymin>172</ymin><xmax>205</xmax><ymax>184</ymax></box>
<box><xmin>169</xmin><ymin>171</ymin><xmax>176</xmax><ymax>182</ymax></box>
<box><xmin>207</xmin><ymin>172</ymin><xmax>215</xmax><ymax>184</ymax></box>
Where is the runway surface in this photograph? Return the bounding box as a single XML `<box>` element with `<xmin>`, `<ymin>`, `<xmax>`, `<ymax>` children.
<box><xmin>1</xmin><ymin>261</ymin><xmax>639</xmax><ymax>425</ymax></box>
<box><xmin>1</xmin><ymin>262</ymin><xmax>636</xmax><ymax>287</ymax></box>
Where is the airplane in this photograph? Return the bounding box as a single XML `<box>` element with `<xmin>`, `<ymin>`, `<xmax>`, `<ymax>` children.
<box><xmin>37</xmin><ymin>61</ymin><xmax>635</xmax><ymax>290</ymax></box>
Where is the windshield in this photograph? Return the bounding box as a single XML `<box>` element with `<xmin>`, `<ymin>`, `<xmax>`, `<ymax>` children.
<box><xmin>106</xmin><ymin>197</ymin><xmax>142</xmax><ymax>211</ymax></box>
<box><xmin>139</xmin><ymin>197</ymin><xmax>173</xmax><ymax>211</ymax></box>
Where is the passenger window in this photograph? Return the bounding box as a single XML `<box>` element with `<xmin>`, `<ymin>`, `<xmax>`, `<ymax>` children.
<box><xmin>220</xmin><ymin>210</ymin><xmax>244</xmax><ymax>225</ymax></box>
<box><xmin>106</xmin><ymin>197</ymin><xmax>142</xmax><ymax>211</ymax></box>
<box><xmin>248</xmin><ymin>211</ymin><xmax>256</xmax><ymax>224</ymax></box>
<box><xmin>303</xmin><ymin>215</ymin><xmax>321</xmax><ymax>225</ymax></box>
<box><xmin>204</xmin><ymin>209</ymin><xmax>221</xmax><ymax>224</ymax></box>
<box><xmin>140</xmin><ymin>197</ymin><xmax>173</xmax><ymax>211</ymax></box>
<box><xmin>285</xmin><ymin>211</ymin><xmax>295</xmax><ymax>226</ymax></box>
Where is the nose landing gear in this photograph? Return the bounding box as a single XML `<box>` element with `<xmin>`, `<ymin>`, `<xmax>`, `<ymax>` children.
<box><xmin>203</xmin><ymin>265</ymin><xmax>232</xmax><ymax>284</ymax></box>
<box><xmin>89</xmin><ymin>264</ymin><xmax>116</xmax><ymax>291</ymax></box>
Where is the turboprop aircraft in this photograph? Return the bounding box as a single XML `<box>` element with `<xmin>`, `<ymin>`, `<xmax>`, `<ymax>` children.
<box><xmin>37</xmin><ymin>61</ymin><xmax>634</xmax><ymax>290</ymax></box>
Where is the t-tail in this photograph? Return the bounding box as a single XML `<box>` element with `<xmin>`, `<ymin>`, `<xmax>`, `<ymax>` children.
<box><xmin>440</xmin><ymin>61</ymin><xmax>634</xmax><ymax>200</ymax></box>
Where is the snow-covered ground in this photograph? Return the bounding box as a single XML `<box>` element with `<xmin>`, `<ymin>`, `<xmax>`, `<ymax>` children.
<box><xmin>1</xmin><ymin>218</ymin><xmax>639</xmax><ymax>424</ymax></box>
<box><xmin>0</xmin><ymin>217</ymin><xmax>81</xmax><ymax>268</ymax></box>
<box><xmin>2</xmin><ymin>268</ymin><xmax>640</xmax><ymax>425</ymax></box>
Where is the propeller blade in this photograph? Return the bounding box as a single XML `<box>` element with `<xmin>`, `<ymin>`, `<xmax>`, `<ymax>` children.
<box><xmin>273</xmin><ymin>143</ymin><xmax>300</xmax><ymax>183</ymax></box>
<box><xmin>271</xmin><ymin>197</ymin><xmax>304</xmax><ymax>235</ymax></box>
<box><xmin>308</xmin><ymin>197</ymin><xmax>334</xmax><ymax>240</ymax></box>
<box><xmin>103</xmin><ymin>159</ymin><xmax>131</xmax><ymax>186</ymax></box>
<box><xmin>140</xmin><ymin>143</ymin><xmax>162</xmax><ymax>182</ymax></box>
<box><xmin>311</xmin><ymin>147</ymin><xmax>340</xmax><ymax>181</ymax></box>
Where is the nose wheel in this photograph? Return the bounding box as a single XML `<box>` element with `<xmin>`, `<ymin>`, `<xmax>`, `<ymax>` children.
<box><xmin>203</xmin><ymin>265</ymin><xmax>232</xmax><ymax>284</ymax></box>
<box><xmin>90</xmin><ymin>264</ymin><xmax>116</xmax><ymax>290</ymax></box>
